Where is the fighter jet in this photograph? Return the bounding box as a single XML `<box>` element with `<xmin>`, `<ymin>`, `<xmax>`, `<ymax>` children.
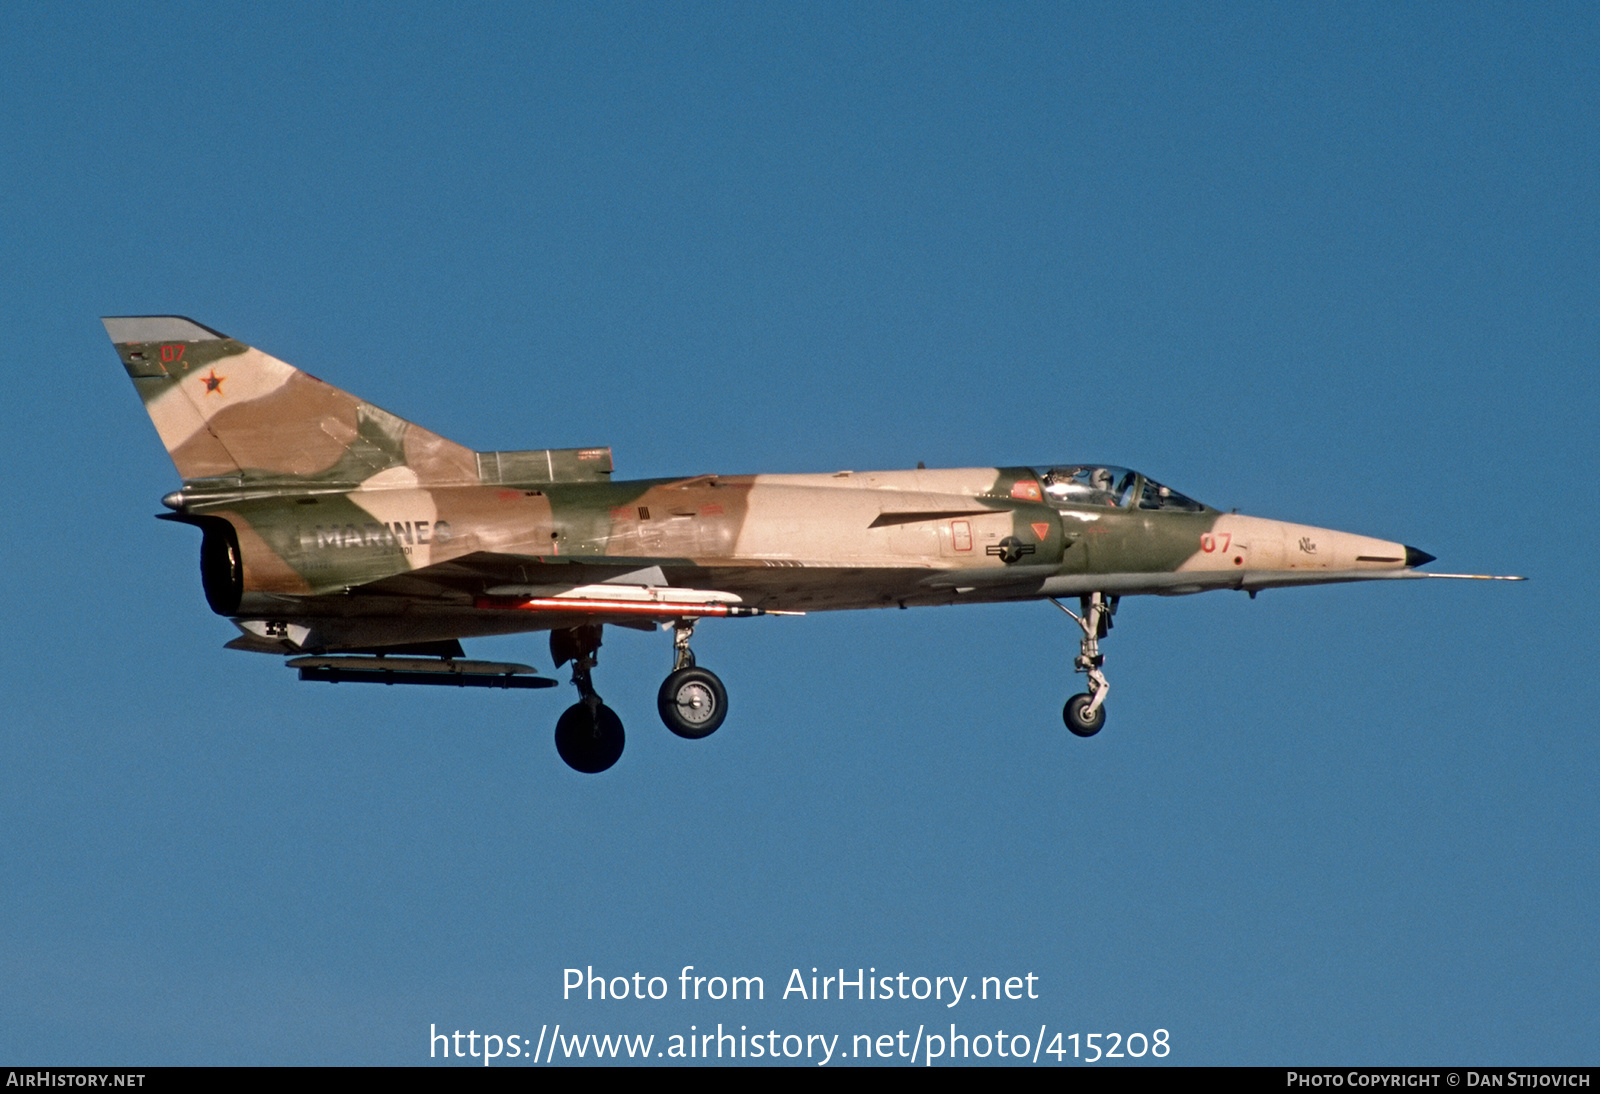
<box><xmin>105</xmin><ymin>316</ymin><xmax>1523</xmax><ymax>773</ymax></box>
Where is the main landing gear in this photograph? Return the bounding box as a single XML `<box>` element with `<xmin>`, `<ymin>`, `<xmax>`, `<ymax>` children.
<box><xmin>1052</xmin><ymin>593</ymin><xmax>1116</xmax><ymax>738</ymax></box>
<box><xmin>548</xmin><ymin>620</ymin><xmax>730</xmax><ymax>773</ymax></box>
<box><xmin>551</xmin><ymin>623</ymin><xmax>624</xmax><ymax>773</ymax></box>
<box><xmin>658</xmin><ymin>619</ymin><xmax>728</xmax><ymax>740</ymax></box>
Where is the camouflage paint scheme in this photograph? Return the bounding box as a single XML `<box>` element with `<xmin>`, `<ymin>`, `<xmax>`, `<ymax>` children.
<box><xmin>106</xmin><ymin>316</ymin><xmax>1443</xmax><ymax>658</ymax></box>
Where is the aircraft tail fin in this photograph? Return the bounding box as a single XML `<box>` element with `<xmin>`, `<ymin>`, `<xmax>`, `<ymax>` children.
<box><xmin>103</xmin><ymin>316</ymin><xmax>480</xmax><ymax>488</ymax></box>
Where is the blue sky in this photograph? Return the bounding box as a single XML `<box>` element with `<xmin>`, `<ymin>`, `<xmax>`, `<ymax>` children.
<box><xmin>1</xmin><ymin>1</ymin><xmax>1595</xmax><ymax>1065</ymax></box>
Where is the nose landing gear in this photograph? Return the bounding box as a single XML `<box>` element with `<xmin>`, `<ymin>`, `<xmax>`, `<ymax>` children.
<box><xmin>1063</xmin><ymin>693</ymin><xmax>1106</xmax><ymax>737</ymax></box>
<box><xmin>658</xmin><ymin>619</ymin><xmax>728</xmax><ymax>739</ymax></box>
<box><xmin>1052</xmin><ymin>593</ymin><xmax>1115</xmax><ymax>738</ymax></box>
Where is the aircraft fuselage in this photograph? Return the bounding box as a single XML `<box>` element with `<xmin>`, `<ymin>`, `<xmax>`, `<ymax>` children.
<box><xmin>169</xmin><ymin>465</ymin><xmax>1421</xmax><ymax>655</ymax></box>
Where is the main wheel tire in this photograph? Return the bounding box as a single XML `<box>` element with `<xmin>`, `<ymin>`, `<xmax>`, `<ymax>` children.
<box><xmin>658</xmin><ymin>667</ymin><xmax>728</xmax><ymax>739</ymax></box>
<box><xmin>1063</xmin><ymin>693</ymin><xmax>1106</xmax><ymax>738</ymax></box>
<box><xmin>555</xmin><ymin>702</ymin><xmax>625</xmax><ymax>773</ymax></box>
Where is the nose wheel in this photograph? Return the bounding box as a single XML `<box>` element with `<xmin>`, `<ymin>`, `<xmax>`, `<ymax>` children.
<box><xmin>1063</xmin><ymin>693</ymin><xmax>1106</xmax><ymax>737</ymax></box>
<box><xmin>658</xmin><ymin>619</ymin><xmax>728</xmax><ymax>739</ymax></box>
<box><xmin>1052</xmin><ymin>593</ymin><xmax>1115</xmax><ymax>738</ymax></box>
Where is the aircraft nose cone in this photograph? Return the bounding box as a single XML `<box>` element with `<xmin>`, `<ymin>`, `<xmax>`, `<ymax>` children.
<box><xmin>1404</xmin><ymin>545</ymin><xmax>1436</xmax><ymax>568</ymax></box>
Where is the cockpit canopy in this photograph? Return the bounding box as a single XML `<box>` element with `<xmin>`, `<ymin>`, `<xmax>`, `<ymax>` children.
<box><xmin>1036</xmin><ymin>465</ymin><xmax>1209</xmax><ymax>512</ymax></box>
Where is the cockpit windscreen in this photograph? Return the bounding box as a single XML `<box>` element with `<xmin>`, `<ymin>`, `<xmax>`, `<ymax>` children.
<box><xmin>1037</xmin><ymin>466</ymin><xmax>1207</xmax><ymax>512</ymax></box>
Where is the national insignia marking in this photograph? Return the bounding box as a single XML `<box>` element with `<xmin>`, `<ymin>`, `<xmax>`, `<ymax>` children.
<box><xmin>986</xmin><ymin>536</ymin><xmax>1036</xmax><ymax>564</ymax></box>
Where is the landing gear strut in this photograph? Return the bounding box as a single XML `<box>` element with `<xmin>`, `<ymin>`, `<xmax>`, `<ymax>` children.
<box><xmin>551</xmin><ymin>624</ymin><xmax>625</xmax><ymax>773</ymax></box>
<box><xmin>657</xmin><ymin>618</ymin><xmax>728</xmax><ymax>739</ymax></box>
<box><xmin>1051</xmin><ymin>593</ymin><xmax>1116</xmax><ymax>737</ymax></box>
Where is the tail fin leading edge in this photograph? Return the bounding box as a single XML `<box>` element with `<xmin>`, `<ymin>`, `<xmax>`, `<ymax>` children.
<box><xmin>104</xmin><ymin>316</ymin><xmax>478</xmax><ymax>487</ymax></box>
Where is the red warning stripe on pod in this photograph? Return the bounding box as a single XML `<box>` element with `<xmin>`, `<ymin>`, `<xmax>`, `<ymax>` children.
<box><xmin>475</xmin><ymin>596</ymin><xmax>765</xmax><ymax>618</ymax></box>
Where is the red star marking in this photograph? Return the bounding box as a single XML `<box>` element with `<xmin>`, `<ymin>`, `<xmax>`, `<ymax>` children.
<box><xmin>201</xmin><ymin>370</ymin><xmax>225</xmax><ymax>395</ymax></box>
